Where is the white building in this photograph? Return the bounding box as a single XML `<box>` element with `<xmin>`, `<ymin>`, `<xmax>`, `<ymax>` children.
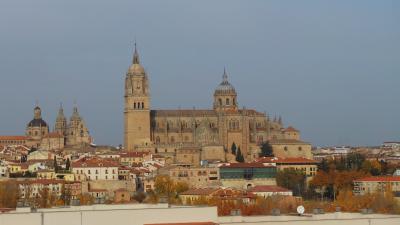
<box><xmin>71</xmin><ymin>157</ymin><xmax>119</xmax><ymax>181</ymax></box>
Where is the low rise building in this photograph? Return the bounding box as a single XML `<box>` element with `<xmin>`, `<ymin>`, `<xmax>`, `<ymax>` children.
<box><xmin>353</xmin><ymin>176</ymin><xmax>400</xmax><ymax>195</ymax></box>
<box><xmin>71</xmin><ymin>157</ymin><xmax>119</xmax><ymax>181</ymax></box>
<box><xmin>248</xmin><ymin>185</ymin><xmax>292</xmax><ymax>198</ymax></box>
<box><xmin>219</xmin><ymin>163</ymin><xmax>276</xmax><ymax>189</ymax></box>
<box><xmin>254</xmin><ymin>157</ymin><xmax>318</xmax><ymax>182</ymax></box>
<box><xmin>169</xmin><ymin>166</ymin><xmax>220</xmax><ymax>187</ymax></box>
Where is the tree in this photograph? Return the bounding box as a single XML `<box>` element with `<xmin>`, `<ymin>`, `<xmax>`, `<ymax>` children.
<box><xmin>236</xmin><ymin>147</ymin><xmax>245</xmax><ymax>163</ymax></box>
<box><xmin>361</xmin><ymin>160</ymin><xmax>382</xmax><ymax>176</ymax></box>
<box><xmin>231</xmin><ymin>142</ymin><xmax>237</xmax><ymax>155</ymax></box>
<box><xmin>0</xmin><ymin>180</ymin><xmax>19</xmax><ymax>208</ymax></box>
<box><xmin>65</xmin><ymin>158</ymin><xmax>71</xmax><ymax>171</ymax></box>
<box><xmin>259</xmin><ymin>142</ymin><xmax>274</xmax><ymax>157</ymax></box>
<box><xmin>318</xmin><ymin>158</ymin><xmax>329</xmax><ymax>172</ymax></box>
<box><xmin>276</xmin><ymin>169</ymin><xmax>306</xmax><ymax>196</ymax></box>
<box><xmin>133</xmin><ymin>192</ymin><xmax>146</xmax><ymax>203</ymax></box>
<box><xmin>53</xmin><ymin>156</ymin><xmax>58</xmax><ymax>173</ymax></box>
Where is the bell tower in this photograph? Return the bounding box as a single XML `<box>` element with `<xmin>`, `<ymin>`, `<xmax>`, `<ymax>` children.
<box><xmin>124</xmin><ymin>44</ymin><xmax>151</xmax><ymax>151</ymax></box>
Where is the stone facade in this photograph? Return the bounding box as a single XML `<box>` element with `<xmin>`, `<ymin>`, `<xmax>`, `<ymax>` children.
<box><xmin>124</xmin><ymin>46</ymin><xmax>308</xmax><ymax>162</ymax></box>
<box><xmin>23</xmin><ymin>104</ymin><xmax>92</xmax><ymax>150</ymax></box>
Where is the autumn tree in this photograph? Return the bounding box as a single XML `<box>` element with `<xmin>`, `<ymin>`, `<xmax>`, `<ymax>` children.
<box><xmin>0</xmin><ymin>180</ymin><xmax>19</xmax><ymax>208</ymax></box>
<box><xmin>153</xmin><ymin>175</ymin><xmax>190</xmax><ymax>204</ymax></box>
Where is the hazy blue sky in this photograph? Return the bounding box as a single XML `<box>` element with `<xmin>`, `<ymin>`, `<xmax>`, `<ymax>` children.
<box><xmin>0</xmin><ymin>0</ymin><xmax>399</xmax><ymax>147</ymax></box>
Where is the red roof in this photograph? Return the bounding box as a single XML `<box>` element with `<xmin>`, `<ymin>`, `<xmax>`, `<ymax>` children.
<box><xmin>255</xmin><ymin>157</ymin><xmax>317</xmax><ymax>164</ymax></box>
<box><xmin>354</xmin><ymin>176</ymin><xmax>400</xmax><ymax>182</ymax></box>
<box><xmin>284</xmin><ymin>126</ymin><xmax>299</xmax><ymax>132</ymax></box>
<box><xmin>145</xmin><ymin>223</ymin><xmax>217</xmax><ymax>225</ymax></box>
<box><xmin>181</xmin><ymin>188</ymin><xmax>219</xmax><ymax>196</ymax></box>
<box><xmin>0</xmin><ymin>136</ymin><xmax>27</xmax><ymax>141</ymax></box>
<box><xmin>72</xmin><ymin>157</ymin><xmax>119</xmax><ymax>168</ymax></box>
<box><xmin>248</xmin><ymin>185</ymin><xmax>291</xmax><ymax>193</ymax></box>
<box><xmin>219</xmin><ymin>163</ymin><xmax>275</xmax><ymax>168</ymax></box>
<box><xmin>119</xmin><ymin>151</ymin><xmax>150</xmax><ymax>158</ymax></box>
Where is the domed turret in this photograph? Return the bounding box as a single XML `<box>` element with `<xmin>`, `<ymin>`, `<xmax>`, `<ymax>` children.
<box><xmin>213</xmin><ymin>68</ymin><xmax>238</xmax><ymax>112</ymax></box>
<box><xmin>27</xmin><ymin>106</ymin><xmax>48</xmax><ymax>128</ymax></box>
<box><xmin>26</xmin><ymin>104</ymin><xmax>49</xmax><ymax>143</ymax></box>
<box><xmin>127</xmin><ymin>43</ymin><xmax>146</xmax><ymax>75</ymax></box>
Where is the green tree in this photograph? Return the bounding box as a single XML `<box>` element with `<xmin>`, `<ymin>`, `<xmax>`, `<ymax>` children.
<box><xmin>236</xmin><ymin>147</ymin><xmax>245</xmax><ymax>162</ymax></box>
<box><xmin>231</xmin><ymin>142</ymin><xmax>237</xmax><ymax>155</ymax></box>
<box><xmin>318</xmin><ymin>158</ymin><xmax>329</xmax><ymax>172</ymax></box>
<box><xmin>276</xmin><ymin>168</ymin><xmax>306</xmax><ymax>196</ymax></box>
<box><xmin>259</xmin><ymin>142</ymin><xmax>274</xmax><ymax>157</ymax></box>
<box><xmin>65</xmin><ymin>158</ymin><xmax>71</xmax><ymax>171</ymax></box>
<box><xmin>53</xmin><ymin>156</ymin><xmax>58</xmax><ymax>173</ymax></box>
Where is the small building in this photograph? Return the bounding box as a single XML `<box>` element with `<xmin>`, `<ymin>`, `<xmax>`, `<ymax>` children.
<box><xmin>218</xmin><ymin>163</ymin><xmax>276</xmax><ymax>189</ymax></box>
<box><xmin>248</xmin><ymin>185</ymin><xmax>292</xmax><ymax>198</ymax></box>
<box><xmin>169</xmin><ymin>166</ymin><xmax>220</xmax><ymax>188</ymax></box>
<box><xmin>354</xmin><ymin>176</ymin><xmax>400</xmax><ymax>195</ymax></box>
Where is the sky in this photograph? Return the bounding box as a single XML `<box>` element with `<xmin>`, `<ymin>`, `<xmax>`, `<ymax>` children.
<box><xmin>0</xmin><ymin>0</ymin><xmax>399</xmax><ymax>147</ymax></box>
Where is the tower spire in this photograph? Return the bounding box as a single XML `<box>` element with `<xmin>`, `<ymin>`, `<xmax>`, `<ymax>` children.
<box><xmin>58</xmin><ymin>102</ymin><xmax>64</xmax><ymax>117</ymax></box>
<box><xmin>222</xmin><ymin>67</ymin><xmax>228</xmax><ymax>83</ymax></box>
<box><xmin>133</xmin><ymin>42</ymin><xmax>140</xmax><ymax>65</ymax></box>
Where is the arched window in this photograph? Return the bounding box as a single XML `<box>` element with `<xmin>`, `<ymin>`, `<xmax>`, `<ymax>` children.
<box><xmin>142</xmin><ymin>102</ymin><xmax>144</xmax><ymax>109</ymax></box>
<box><xmin>226</xmin><ymin>98</ymin><xmax>230</xmax><ymax>105</ymax></box>
<box><xmin>134</xmin><ymin>103</ymin><xmax>136</xmax><ymax>109</ymax></box>
<box><xmin>219</xmin><ymin>98</ymin><xmax>222</xmax><ymax>106</ymax></box>
<box><xmin>233</xmin><ymin>98</ymin><xmax>236</xmax><ymax>106</ymax></box>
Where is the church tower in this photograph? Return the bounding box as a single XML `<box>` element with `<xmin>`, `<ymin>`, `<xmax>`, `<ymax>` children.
<box><xmin>213</xmin><ymin>68</ymin><xmax>238</xmax><ymax>112</ymax></box>
<box><xmin>54</xmin><ymin>103</ymin><xmax>67</xmax><ymax>136</ymax></box>
<box><xmin>124</xmin><ymin>44</ymin><xmax>151</xmax><ymax>151</ymax></box>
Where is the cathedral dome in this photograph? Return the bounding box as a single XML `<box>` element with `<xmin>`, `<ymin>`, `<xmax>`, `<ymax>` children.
<box><xmin>27</xmin><ymin>118</ymin><xmax>48</xmax><ymax>127</ymax></box>
<box><xmin>27</xmin><ymin>105</ymin><xmax>48</xmax><ymax>127</ymax></box>
<box><xmin>214</xmin><ymin>69</ymin><xmax>236</xmax><ymax>96</ymax></box>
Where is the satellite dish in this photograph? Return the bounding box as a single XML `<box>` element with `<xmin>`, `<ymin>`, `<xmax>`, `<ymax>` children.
<box><xmin>297</xmin><ymin>205</ymin><xmax>305</xmax><ymax>215</ymax></box>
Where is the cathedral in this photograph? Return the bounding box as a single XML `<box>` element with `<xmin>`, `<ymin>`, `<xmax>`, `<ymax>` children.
<box><xmin>124</xmin><ymin>45</ymin><xmax>311</xmax><ymax>162</ymax></box>
<box><xmin>25</xmin><ymin>104</ymin><xmax>92</xmax><ymax>150</ymax></box>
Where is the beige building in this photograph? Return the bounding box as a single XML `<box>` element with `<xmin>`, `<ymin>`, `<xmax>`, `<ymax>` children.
<box><xmin>21</xmin><ymin>104</ymin><xmax>92</xmax><ymax>150</ymax></box>
<box><xmin>269</xmin><ymin>139</ymin><xmax>313</xmax><ymax>159</ymax></box>
<box><xmin>353</xmin><ymin>176</ymin><xmax>400</xmax><ymax>195</ymax></box>
<box><xmin>254</xmin><ymin>156</ymin><xmax>318</xmax><ymax>181</ymax></box>
<box><xmin>169</xmin><ymin>166</ymin><xmax>220</xmax><ymax>187</ymax></box>
<box><xmin>124</xmin><ymin>46</ymin><xmax>308</xmax><ymax>162</ymax></box>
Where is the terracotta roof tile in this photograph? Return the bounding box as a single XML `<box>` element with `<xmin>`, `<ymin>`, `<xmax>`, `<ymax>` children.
<box><xmin>72</xmin><ymin>157</ymin><xmax>119</xmax><ymax>168</ymax></box>
<box><xmin>284</xmin><ymin>126</ymin><xmax>299</xmax><ymax>132</ymax></box>
<box><xmin>248</xmin><ymin>185</ymin><xmax>291</xmax><ymax>193</ymax></box>
<box><xmin>180</xmin><ymin>188</ymin><xmax>218</xmax><ymax>196</ymax></box>
<box><xmin>0</xmin><ymin>136</ymin><xmax>27</xmax><ymax>141</ymax></box>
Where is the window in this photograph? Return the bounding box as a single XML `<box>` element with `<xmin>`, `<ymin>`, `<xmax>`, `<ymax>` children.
<box><xmin>219</xmin><ymin>98</ymin><xmax>222</xmax><ymax>106</ymax></box>
<box><xmin>298</xmin><ymin>147</ymin><xmax>302</xmax><ymax>151</ymax></box>
<box><xmin>142</xmin><ymin>102</ymin><xmax>144</xmax><ymax>109</ymax></box>
<box><xmin>226</xmin><ymin>98</ymin><xmax>230</xmax><ymax>105</ymax></box>
<box><xmin>134</xmin><ymin>103</ymin><xmax>136</xmax><ymax>109</ymax></box>
<box><xmin>284</xmin><ymin>146</ymin><xmax>288</xmax><ymax>151</ymax></box>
